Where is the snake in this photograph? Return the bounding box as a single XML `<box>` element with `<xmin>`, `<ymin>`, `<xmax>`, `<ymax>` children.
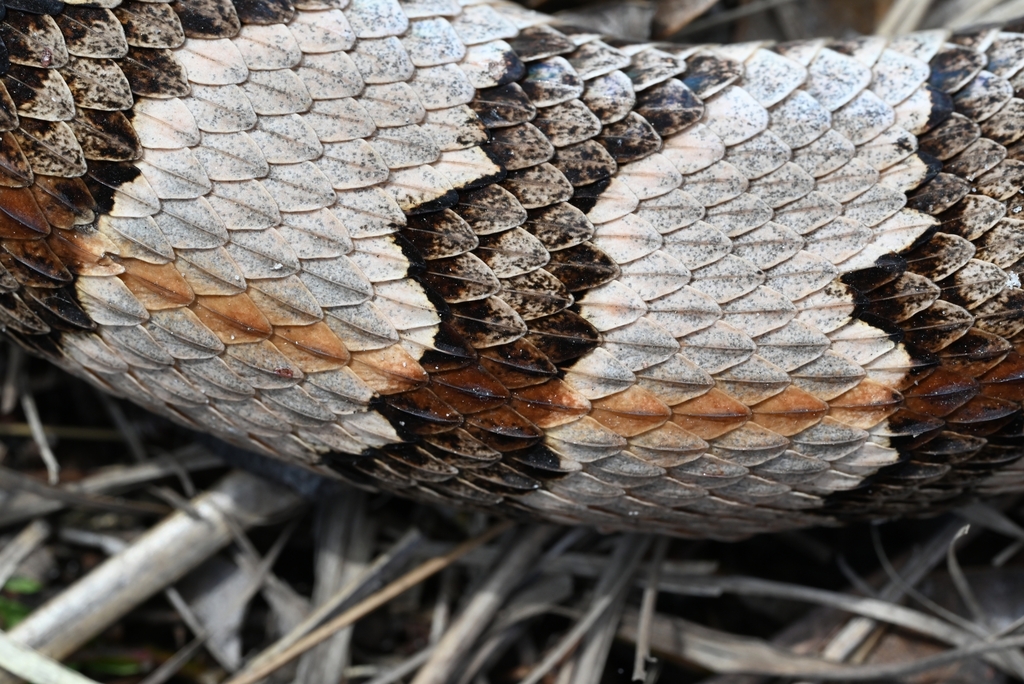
<box><xmin>2</xmin><ymin>0</ymin><xmax>1024</xmax><ymax>540</ymax></box>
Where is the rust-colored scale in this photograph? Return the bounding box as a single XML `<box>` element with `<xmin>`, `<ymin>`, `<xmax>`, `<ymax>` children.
<box><xmin>9</xmin><ymin>0</ymin><xmax>1024</xmax><ymax>538</ymax></box>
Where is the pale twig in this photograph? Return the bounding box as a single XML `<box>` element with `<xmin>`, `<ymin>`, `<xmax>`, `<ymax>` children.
<box><xmin>0</xmin><ymin>519</ymin><xmax>49</xmax><ymax>589</ymax></box>
<box><xmin>978</xmin><ymin>0</ymin><xmax>1024</xmax><ymax>23</ymax></box>
<box><xmin>137</xmin><ymin>635</ymin><xmax>207</xmax><ymax>684</ymax></box>
<box><xmin>633</xmin><ymin>536</ymin><xmax>669</xmax><ymax>682</ymax></box>
<box><xmin>0</xmin><ymin>445</ymin><xmax>222</xmax><ymax>527</ymax></box>
<box><xmin>945</xmin><ymin>524</ymin><xmax>1024</xmax><ymax>679</ymax></box>
<box><xmin>518</xmin><ymin>534</ymin><xmax>651</xmax><ymax>684</ymax></box>
<box><xmin>1</xmin><ymin>342</ymin><xmax>23</xmax><ymax>415</ymax></box>
<box><xmin>456</xmin><ymin>573</ymin><xmax>575</xmax><ymax>684</ymax></box>
<box><xmin>993</xmin><ymin>539</ymin><xmax>1024</xmax><ymax>568</ymax></box>
<box><xmin>620</xmin><ymin>612</ymin><xmax>1024</xmax><ymax>680</ymax></box>
<box><xmin>0</xmin><ymin>630</ymin><xmax>102</xmax><ymax>684</ymax></box>
<box><xmin>0</xmin><ymin>471</ymin><xmax>302</xmax><ymax>683</ymax></box>
<box><xmin>224</xmin><ymin>521</ymin><xmax>515</xmax><ymax>684</ymax></box>
<box><xmin>238</xmin><ymin>527</ymin><xmax>423</xmax><ymax>676</ymax></box>
<box><xmin>819</xmin><ymin>519</ymin><xmax>970</xmax><ymax>663</ymax></box>
<box><xmin>652</xmin><ymin>0</ymin><xmax>717</xmax><ymax>38</ymax></box>
<box><xmin>571</xmin><ymin>535</ymin><xmax>653</xmax><ymax>684</ymax></box>
<box><xmin>20</xmin><ymin>391</ymin><xmax>59</xmax><ymax>484</ymax></box>
<box><xmin>947</xmin><ymin>525</ymin><xmax>987</xmax><ymax>626</ymax></box>
<box><xmin>871</xmin><ymin>525</ymin><xmax>985</xmax><ymax>637</ymax></box>
<box><xmin>366</xmin><ymin>647</ymin><xmax>434</xmax><ymax>684</ymax></box>
<box><xmin>673</xmin><ymin>0</ymin><xmax>800</xmax><ymax>36</ymax></box>
<box><xmin>0</xmin><ymin>424</ymin><xmax>122</xmax><ymax>441</ymax></box>
<box><xmin>960</xmin><ymin>503</ymin><xmax>1024</xmax><ymax>542</ymax></box>
<box><xmin>429</xmin><ymin>568</ymin><xmax>457</xmax><ymax>644</ymax></box>
<box><xmin>877</xmin><ymin>0</ymin><xmax>934</xmax><ymax>35</ymax></box>
<box><xmin>939</xmin><ymin>0</ymin><xmax>1006</xmax><ymax>27</ymax></box>
<box><xmin>295</xmin><ymin>492</ymin><xmax>373</xmax><ymax>684</ymax></box>
<box><xmin>413</xmin><ymin>525</ymin><xmax>557</xmax><ymax>684</ymax></box>
<box><xmin>412</xmin><ymin>541</ymin><xmax>716</xmax><ymax>579</ymax></box>
<box><xmin>657</xmin><ymin>569</ymin><xmax>1024</xmax><ymax>677</ymax></box>
<box><xmin>51</xmin><ymin>525</ymin><xmax>214</xmax><ymax>658</ymax></box>
<box><xmin>0</xmin><ymin>464</ymin><xmax>170</xmax><ymax>518</ymax></box>
<box><xmin>98</xmin><ymin>392</ymin><xmax>147</xmax><ymax>463</ymax></box>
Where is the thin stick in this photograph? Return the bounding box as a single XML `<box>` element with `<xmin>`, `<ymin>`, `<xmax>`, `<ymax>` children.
<box><xmin>21</xmin><ymin>392</ymin><xmax>59</xmax><ymax>484</ymax></box>
<box><xmin>366</xmin><ymin>647</ymin><xmax>434</xmax><ymax>684</ymax></box>
<box><xmin>224</xmin><ymin>520</ymin><xmax>515</xmax><ymax>684</ymax></box>
<box><xmin>1</xmin><ymin>343</ymin><xmax>23</xmax><ymax>416</ymax></box>
<box><xmin>0</xmin><ymin>465</ymin><xmax>170</xmax><ymax>517</ymax></box>
<box><xmin>0</xmin><ymin>630</ymin><xmax>102</xmax><ymax>684</ymax></box>
<box><xmin>295</xmin><ymin>492</ymin><xmax>372</xmax><ymax>684</ymax></box>
<box><xmin>137</xmin><ymin>635</ymin><xmax>207</xmax><ymax>684</ymax></box>
<box><xmin>820</xmin><ymin>519</ymin><xmax>969</xmax><ymax>663</ymax></box>
<box><xmin>571</xmin><ymin>535</ymin><xmax>653</xmax><ymax>684</ymax></box>
<box><xmin>98</xmin><ymin>393</ymin><xmax>148</xmax><ymax>463</ymax></box>
<box><xmin>0</xmin><ymin>446</ymin><xmax>222</xmax><ymax>528</ymax></box>
<box><xmin>876</xmin><ymin>0</ymin><xmax>933</xmax><ymax>35</ymax></box>
<box><xmin>620</xmin><ymin>613</ymin><xmax>1024</xmax><ymax>681</ymax></box>
<box><xmin>0</xmin><ymin>424</ymin><xmax>123</xmax><ymax>441</ymax></box>
<box><xmin>633</xmin><ymin>537</ymin><xmax>669</xmax><ymax>682</ymax></box>
<box><xmin>239</xmin><ymin>528</ymin><xmax>423</xmax><ymax>676</ymax></box>
<box><xmin>412</xmin><ymin>525</ymin><xmax>556</xmax><ymax>684</ymax></box>
<box><xmin>0</xmin><ymin>519</ymin><xmax>49</xmax><ymax>589</ymax></box>
<box><xmin>673</xmin><ymin>0</ymin><xmax>800</xmax><ymax>36</ymax></box>
<box><xmin>518</xmin><ymin>534</ymin><xmax>651</xmax><ymax>684</ymax></box>
<box><xmin>947</xmin><ymin>526</ymin><xmax>986</xmax><ymax>626</ymax></box>
<box><xmin>0</xmin><ymin>471</ymin><xmax>301</xmax><ymax>682</ymax></box>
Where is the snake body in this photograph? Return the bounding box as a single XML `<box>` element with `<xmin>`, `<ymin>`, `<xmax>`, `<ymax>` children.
<box><xmin>2</xmin><ymin>0</ymin><xmax>1024</xmax><ymax>538</ymax></box>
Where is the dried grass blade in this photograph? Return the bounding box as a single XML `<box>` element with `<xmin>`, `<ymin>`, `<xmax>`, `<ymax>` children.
<box><xmin>413</xmin><ymin>525</ymin><xmax>557</xmax><ymax>684</ymax></box>
<box><xmin>518</xmin><ymin>534</ymin><xmax>651</xmax><ymax>684</ymax></box>
<box><xmin>877</xmin><ymin>0</ymin><xmax>932</xmax><ymax>35</ymax></box>
<box><xmin>619</xmin><ymin>611</ymin><xmax>1024</xmax><ymax>680</ymax></box>
<box><xmin>0</xmin><ymin>520</ymin><xmax>49</xmax><ymax>589</ymax></box>
<box><xmin>0</xmin><ymin>471</ymin><xmax>302</xmax><ymax>684</ymax></box>
<box><xmin>224</xmin><ymin>520</ymin><xmax>515</xmax><ymax>684</ymax></box>
<box><xmin>0</xmin><ymin>465</ymin><xmax>170</xmax><ymax>517</ymax></box>
<box><xmin>633</xmin><ymin>536</ymin><xmax>669</xmax><ymax>681</ymax></box>
<box><xmin>0</xmin><ymin>629</ymin><xmax>102</xmax><ymax>684</ymax></box>
<box><xmin>20</xmin><ymin>392</ymin><xmax>59</xmax><ymax>485</ymax></box>
<box><xmin>239</xmin><ymin>527</ymin><xmax>423</xmax><ymax>676</ymax></box>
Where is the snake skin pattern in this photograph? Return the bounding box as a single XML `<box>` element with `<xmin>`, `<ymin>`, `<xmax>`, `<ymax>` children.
<box><xmin>3</xmin><ymin>0</ymin><xmax>1024</xmax><ymax>539</ymax></box>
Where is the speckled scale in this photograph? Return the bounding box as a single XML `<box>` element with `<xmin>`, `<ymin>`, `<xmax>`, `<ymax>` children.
<box><xmin>2</xmin><ymin>4</ymin><xmax>1024</xmax><ymax>538</ymax></box>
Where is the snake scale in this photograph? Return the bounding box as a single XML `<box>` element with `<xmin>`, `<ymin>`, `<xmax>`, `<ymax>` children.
<box><xmin>2</xmin><ymin>0</ymin><xmax>1024</xmax><ymax>539</ymax></box>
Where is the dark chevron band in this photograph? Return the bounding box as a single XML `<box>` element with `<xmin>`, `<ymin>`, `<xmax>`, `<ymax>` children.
<box><xmin>1</xmin><ymin>0</ymin><xmax>1024</xmax><ymax>539</ymax></box>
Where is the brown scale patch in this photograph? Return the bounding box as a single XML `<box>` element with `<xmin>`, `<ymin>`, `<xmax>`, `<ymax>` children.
<box><xmin>47</xmin><ymin>229</ymin><xmax>120</xmax><ymax>278</ymax></box>
<box><xmin>429</xmin><ymin>364</ymin><xmax>509</xmax><ymax>414</ymax></box>
<box><xmin>33</xmin><ymin>176</ymin><xmax>95</xmax><ymax>228</ymax></box>
<box><xmin>349</xmin><ymin>346</ymin><xmax>428</xmax><ymax>395</ymax></box>
<box><xmin>0</xmin><ymin>132</ymin><xmax>33</xmax><ymax>188</ymax></box>
<box><xmin>978</xmin><ymin>350</ymin><xmax>1024</xmax><ymax>401</ymax></box>
<box><xmin>119</xmin><ymin>258</ymin><xmax>194</xmax><ymax>310</ymax></box>
<box><xmin>2</xmin><ymin>238</ymin><xmax>72</xmax><ymax>286</ymax></box>
<box><xmin>750</xmin><ymin>386</ymin><xmax>829</xmax><ymax>436</ymax></box>
<box><xmin>671</xmin><ymin>389</ymin><xmax>751</xmax><ymax>440</ymax></box>
<box><xmin>271</xmin><ymin>322</ymin><xmax>350</xmax><ymax>374</ymax></box>
<box><xmin>463</xmin><ymin>405</ymin><xmax>544</xmax><ymax>452</ymax></box>
<box><xmin>827</xmin><ymin>380</ymin><xmax>903</xmax><ymax>429</ymax></box>
<box><xmin>0</xmin><ymin>186</ymin><xmax>51</xmax><ymax>238</ymax></box>
<box><xmin>190</xmin><ymin>293</ymin><xmax>272</xmax><ymax>345</ymax></box>
<box><xmin>902</xmin><ymin>367</ymin><xmax>978</xmax><ymax>417</ymax></box>
<box><xmin>379</xmin><ymin>387</ymin><xmax>461</xmax><ymax>436</ymax></box>
<box><xmin>943</xmin><ymin>394</ymin><xmax>1018</xmax><ymax>436</ymax></box>
<box><xmin>477</xmin><ymin>338</ymin><xmax>557</xmax><ymax>389</ymax></box>
<box><xmin>510</xmin><ymin>378</ymin><xmax>591</xmax><ymax>428</ymax></box>
<box><xmin>590</xmin><ymin>385</ymin><xmax>671</xmax><ymax>437</ymax></box>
